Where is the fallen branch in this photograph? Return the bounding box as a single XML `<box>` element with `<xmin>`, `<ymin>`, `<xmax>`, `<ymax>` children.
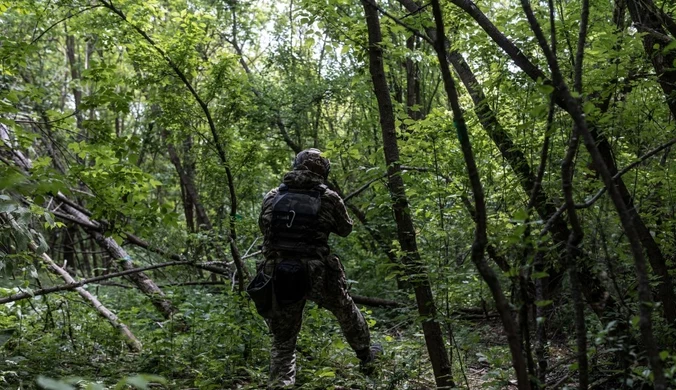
<box><xmin>53</xmin><ymin>205</ymin><xmax>229</xmax><ymax>274</ymax></box>
<box><xmin>2</xmin><ymin>213</ymin><xmax>142</xmax><ymax>352</ymax></box>
<box><xmin>124</xmin><ymin>233</ymin><xmax>233</xmax><ymax>276</ymax></box>
<box><xmin>0</xmin><ymin>260</ymin><xmax>191</xmax><ymax>305</ymax></box>
<box><xmin>452</xmin><ymin>313</ymin><xmax>500</xmax><ymax>321</ymax></box>
<box><xmin>58</xmin><ymin>203</ymin><xmax>177</xmax><ymax>318</ymax></box>
<box><xmin>91</xmin><ymin>278</ymin><xmax>408</xmax><ymax>309</ymax></box>
<box><xmin>50</xmin><ymin>207</ymin><xmax>233</xmax><ymax>281</ymax></box>
<box><xmin>242</xmin><ymin>250</ymin><xmax>261</xmax><ymax>260</ymax></box>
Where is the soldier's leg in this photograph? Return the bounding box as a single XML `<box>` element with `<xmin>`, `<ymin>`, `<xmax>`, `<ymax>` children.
<box><xmin>266</xmin><ymin>299</ymin><xmax>305</xmax><ymax>388</ymax></box>
<box><xmin>309</xmin><ymin>256</ymin><xmax>371</xmax><ymax>357</ymax></box>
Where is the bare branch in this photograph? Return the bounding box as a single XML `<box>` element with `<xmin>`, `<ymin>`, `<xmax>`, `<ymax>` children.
<box><xmin>0</xmin><ymin>261</ymin><xmax>191</xmax><ymax>305</ymax></box>
<box><xmin>634</xmin><ymin>23</ymin><xmax>674</xmax><ymax>43</ymax></box>
<box><xmin>362</xmin><ymin>0</ymin><xmax>433</xmax><ymax>45</ymax></box>
<box><xmin>30</xmin><ymin>6</ymin><xmax>102</xmax><ymax>44</ymax></box>
<box><xmin>540</xmin><ymin>137</ymin><xmax>676</xmax><ymax>237</ymax></box>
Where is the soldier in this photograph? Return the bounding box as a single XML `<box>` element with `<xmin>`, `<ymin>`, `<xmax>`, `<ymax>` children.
<box><xmin>253</xmin><ymin>148</ymin><xmax>381</xmax><ymax>388</ymax></box>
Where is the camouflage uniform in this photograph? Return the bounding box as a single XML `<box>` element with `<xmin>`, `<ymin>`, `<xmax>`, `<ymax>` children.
<box><xmin>257</xmin><ymin>168</ymin><xmax>371</xmax><ymax>388</ymax></box>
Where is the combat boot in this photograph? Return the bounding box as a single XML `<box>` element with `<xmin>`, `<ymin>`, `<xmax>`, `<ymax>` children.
<box><xmin>357</xmin><ymin>343</ymin><xmax>383</xmax><ymax>374</ymax></box>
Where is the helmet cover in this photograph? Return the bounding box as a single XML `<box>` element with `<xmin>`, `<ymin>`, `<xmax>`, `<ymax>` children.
<box><xmin>293</xmin><ymin>148</ymin><xmax>330</xmax><ymax>179</ymax></box>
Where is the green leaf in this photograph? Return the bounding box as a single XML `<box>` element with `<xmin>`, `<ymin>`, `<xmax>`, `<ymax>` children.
<box><xmin>119</xmin><ymin>375</ymin><xmax>166</xmax><ymax>389</ymax></box>
<box><xmin>35</xmin><ymin>235</ymin><xmax>49</xmax><ymax>255</ymax></box>
<box><xmin>0</xmin><ymin>201</ymin><xmax>17</xmax><ymax>213</ymax></box>
<box><xmin>112</xmin><ymin>234</ymin><xmax>124</xmax><ymax>245</ymax></box>
<box><xmin>663</xmin><ymin>40</ymin><xmax>676</xmax><ymax>53</ymax></box>
<box><xmin>631</xmin><ymin>315</ymin><xmax>640</xmax><ymax>328</ymax></box>
<box><xmin>536</xmin><ymin>83</ymin><xmax>554</xmax><ymax>95</ymax></box>
<box><xmin>317</xmin><ymin>369</ymin><xmax>336</xmax><ymax>378</ymax></box>
<box><xmin>531</xmin><ymin>271</ymin><xmax>549</xmax><ymax>280</ymax></box>
<box><xmin>583</xmin><ymin>101</ymin><xmax>596</xmax><ymax>115</ymax></box>
<box><xmin>122</xmin><ymin>376</ymin><xmax>150</xmax><ymax>389</ymax></box>
<box><xmin>36</xmin><ymin>377</ymin><xmax>75</xmax><ymax>390</ymax></box>
<box><xmin>535</xmin><ymin>300</ymin><xmax>553</xmax><ymax>307</ymax></box>
<box><xmin>512</xmin><ymin>208</ymin><xmax>528</xmax><ymax>222</ymax></box>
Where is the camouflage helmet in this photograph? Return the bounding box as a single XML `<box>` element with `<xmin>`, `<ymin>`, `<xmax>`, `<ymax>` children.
<box><xmin>293</xmin><ymin>148</ymin><xmax>330</xmax><ymax>179</ymax></box>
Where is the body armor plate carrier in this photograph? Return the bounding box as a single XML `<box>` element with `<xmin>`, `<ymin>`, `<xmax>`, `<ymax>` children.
<box><xmin>269</xmin><ymin>183</ymin><xmax>327</xmax><ymax>254</ymax></box>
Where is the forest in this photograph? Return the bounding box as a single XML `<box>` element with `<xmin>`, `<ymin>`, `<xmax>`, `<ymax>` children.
<box><xmin>1</xmin><ymin>0</ymin><xmax>676</xmax><ymax>388</ymax></box>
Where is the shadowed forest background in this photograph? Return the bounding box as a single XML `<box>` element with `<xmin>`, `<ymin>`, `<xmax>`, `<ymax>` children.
<box><xmin>1</xmin><ymin>0</ymin><xmax>676</xmax><ymax>388</ymax></box>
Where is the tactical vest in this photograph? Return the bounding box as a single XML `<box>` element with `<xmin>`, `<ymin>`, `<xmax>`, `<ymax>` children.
<box><xmin>269</xmin><ymin>183</ymin><xmax>327</xmax><ymax>254</ymax></box>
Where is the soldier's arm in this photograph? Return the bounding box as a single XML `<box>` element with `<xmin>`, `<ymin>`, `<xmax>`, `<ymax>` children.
<box><xmin>328</xmin><ymin>192</ymin><xmax>353</xmax><ymax>237</ymax></box>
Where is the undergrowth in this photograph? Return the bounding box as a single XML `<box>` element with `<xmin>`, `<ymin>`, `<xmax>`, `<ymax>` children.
<box><xmin>0</xmin><ymin>284</ymin><xmax>497</xmax><ymax>389</ymax></box>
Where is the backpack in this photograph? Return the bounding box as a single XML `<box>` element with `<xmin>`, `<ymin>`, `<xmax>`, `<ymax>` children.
<box><xmin>268</xmin><ymin>183</ymin><xmax>327</xmax><ymax>254</ymax></box>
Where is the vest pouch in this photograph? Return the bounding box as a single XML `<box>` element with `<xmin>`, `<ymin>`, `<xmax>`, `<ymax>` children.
<box><xmin>274</xmin><ymin>259</ymin><xmax>308</xmax><ymax>306</ymax></box>
<box><xmin>246</xmin><ymin>270</ymin><xmax>273</xmax><ymax>316</ymax></box>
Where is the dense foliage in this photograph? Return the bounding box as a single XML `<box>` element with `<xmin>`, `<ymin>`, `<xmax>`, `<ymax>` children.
<box><xmin>1</xmin><ymin>0</ymin><xmax>676</xmax><ymax>388</ymax></box>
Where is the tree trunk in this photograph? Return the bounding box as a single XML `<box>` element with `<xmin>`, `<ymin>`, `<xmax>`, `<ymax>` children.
<box><xmin>394</xmin><ymin>5</ymin><xmax>623</xmax><ymax>358</ymax></box>
<box><xmin>65</xmin><ymin>34</ymin><xmax>83</xmax><ymax>131</ymax></box>
<box><xmin>162</xmin><ymin>129</ymin><xmax>212</xmax><ymax>230</ymax></box>
<box><xmin>514</xmin><ymin>0</ymin><xmax>665</xmax><ymax>382</ymax></box>
<box><xmin>361</xmin><ymin>2</ymin><xmax>454</xmax><ymax>387</ymax></box>
<box><xmin>182</xmin><ymin>136</ymin><xmax>197</xmax><ymax>233</ymax></box>
<box><xmin>78</xmin><ymin>229</ymin><xmax>93</xmax><ymax>278</ymax></box>
<box><xmin>62</xmin><ymin>225</ymin><xmax>79</xmax><ymax>275</ymax></box>
<box><xmin>406</xmin><ymin>35</ymin><xmax>421</xmax><ymax>121</ymax></box>
<box><xmin>626</xmin><ymin>0</ymin><xmax>676</xmax><ymax>118</ymax></box>
<box><xmin>91</xmin><ymin>235</ymin><xmax>99</xmax><ymax>277</ymax></box>
<box><xmin>432</xmin><ymin>0</ymin><xmax>676</xmax><ymax>325</ymax></box>
<box><xmin>428</xmin><ymin>0</ymin><xmax>530</xmax><ymax>387</ymax></box>
<box><xmin>591</xmin><ymin>126</ymin><xmax>676</xmax><ymax>324</ymax></box>
<box><xmin>616</xmin><ymin>0</ymin><xmax>676</xmax><ymax>324</ymax></box>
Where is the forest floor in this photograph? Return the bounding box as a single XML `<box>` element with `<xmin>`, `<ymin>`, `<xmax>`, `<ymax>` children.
<box><xmin>0</xmin><ymin>286</ymin><xmax>587</xmax><ymax>389</ymax></box>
